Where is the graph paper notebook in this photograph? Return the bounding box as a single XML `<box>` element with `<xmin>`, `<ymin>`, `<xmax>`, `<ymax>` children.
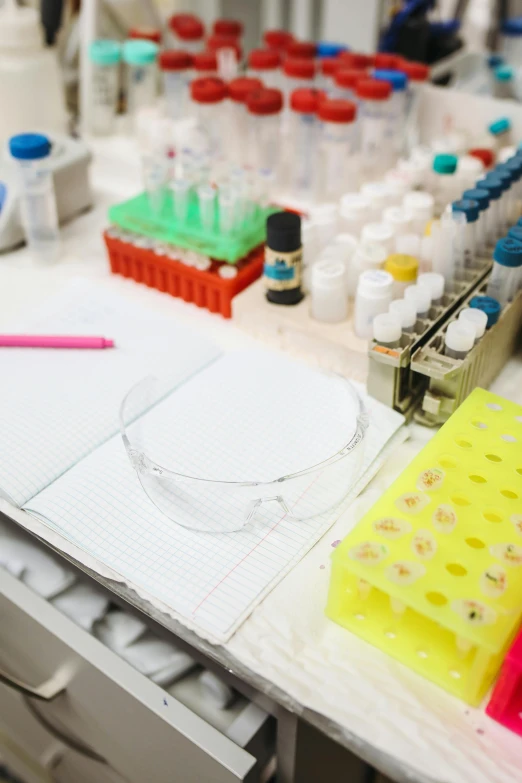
<box><xmin>1</xmin><ymin>280</ymin><xmax>405</xmax><ymax>642</ymax></box>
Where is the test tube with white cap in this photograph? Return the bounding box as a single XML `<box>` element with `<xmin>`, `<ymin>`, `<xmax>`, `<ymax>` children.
<box><xmin>198</xmin><ymin>184</ymin><xmax>216</xmax><ymax>232</ymax></box>
<box><xmin>311</xmin><ymin>260</ymin><xmax>348</xmax><ymax>323</ymax></box>
<box><xmin>372</xmin><ymin>312</ymin><xmax>402</xmax><ymax>348</ymax></box>
<box><xmin>451</xmin><ymin>199</ymin><xmax>479</xmax><ymax>269</ymax></box>
<box><xmin>458</xmin><ymin>307</ymin><xmax>488</xmax><ymax>343</ymax></box>
<box><xmin>389</xmin><ymin>298</ymin><xmax>417</xmax><ymax>333</ymax></box>
<box><xmin>339</xmin><ymin>193</ymin><xmax>372</xmax><ymax>238</ymax></box>
<box><xmin>404</xmin><ymin>283</ymin><xmax>431</xmax><ymax>318</ymax></box>
<box><xmin>417</xmin><ymin>272</ymin><xmax>445</xmax><ymax>305</ymax></box>
<box><xmin>354</xmin><ymin>269</ymin><xmax>394</xmax><ymax>339</ymax></box>
<box><xmin>444</xmin><ymin>320</ymin><xmax>476</xmax><ymax>360</ymax></box>
<box><xmin>402</xmin><ymin>191</ymin><xmax>434</xmax><ymax>236</ymax></box>
<box><xmin>361</xmin><ymin>222</ymin><xmax>396</xmax><ymax>256</ymax></box>
<box><xmin>431</xmin><ymin>154</ymin><xmax>459</xmax><ymax>215</ymax></box>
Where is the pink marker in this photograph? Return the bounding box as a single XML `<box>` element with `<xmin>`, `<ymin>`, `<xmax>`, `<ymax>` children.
<box><xmin>0</xmin><ymin>335</ymin><xmax>115</xmax><ymax>349</ymax></box>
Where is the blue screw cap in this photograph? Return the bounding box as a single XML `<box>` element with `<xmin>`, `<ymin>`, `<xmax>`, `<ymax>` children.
<box><xmin>508</xmin><ymin>225</ymin><xmax>522</xmax><ymax>243</ymax></box>
<box><xmin>488</xmin><ymin>117</ymin><xmax>511</xmax><ymax>136</ymax></box>
<box><xmin>494</xmin><ymin>163</ymin><xmax>516</xmax><ymax>184</ymax></box>
<box><xmin>433</xmin><ymin>153</ymin><xmax>458</xmax><ymax>174</ymax></box>
<box><xmin>503</xmin><ymin>157</ymin><xmax>522</xmax><ymax>178</ymax></box>
<box><xmin>462</xmin><ymin>188</ymin><xmax>490</xmax><ymax>210</ymax></box>
<box><xmin>9</xmin><ymin>133</ymin><xmax>51</xmax><ymax>161</ymax></box>
<box><xmin>493</xmin><ymin>237</ymin><xmax>522</xmax><ymax>267</ymax></box>
<box><xmin>373</xmin><ymin>69</ymin><xmax>408</xmax><ymax>91</ymax></box>
<box><xmin>476</xmin><ymin>178</ymin><xmax>502</xmax><ymax>198</ymax></box>
<box><xmin>452</xmin><ymin>199</ymin><xmax>479</xmax><ymax>222</ymax></box>
<box><xmin>484</xmin><ymin>173</ymin><xmax>509</xmax><ymax>192</ymax></box>
<box><xmin>501</xmin><ymin>17</ymin><xmax>522</xmax><ymax>36</ymax></box>
<box><xmin>469</xmin><ymin>295</ymin><xmax>501</xmax><ymax>327</ymax></box>
<box><xmin>317</xmin><ymin>41</ymin><xmax>348</xmax><ymax>57</ymax></box>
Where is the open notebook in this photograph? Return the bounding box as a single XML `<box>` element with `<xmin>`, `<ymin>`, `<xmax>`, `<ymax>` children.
<box><xmin>1</xmin><ymin>280</ymin><xmax>406</xmax><ymax>642</ymax></box>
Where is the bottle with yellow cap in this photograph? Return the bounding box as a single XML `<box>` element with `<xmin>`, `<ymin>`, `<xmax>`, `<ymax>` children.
<box><xmin>384</xmin><ymin>253</ymin><xmax>419</xmax><ymax>298</ymax></box>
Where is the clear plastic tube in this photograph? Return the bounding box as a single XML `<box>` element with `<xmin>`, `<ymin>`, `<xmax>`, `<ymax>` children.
<box><xmin>142</xmin><ymin>153</ymin><xmax>168</xmax><ymax>215</ymax></box>
<box><xmin>171</xmin><ymin>178</ymin><xmax>191</xmax><ymax>223</ymax></box>
<box><xmin>126</xmin><ymin>63</ymin><xmax>157</xmax><ymax>116</ymax></box>
<box><xmin>218</xmin><ymin>186</ymin><xmax>237</xmax><ymax>234</ymax></box>
<box><xmin>289</xmin><ymin>107</ymin><xmax>319</xmax><ymax>197</ymax></box>
<box><xmin>198</xmin><ymin>184</ymin><xmax>216</xmax><ymax>232</ymax></box>
<box><xmin>319</xmin><ymin>119</ymin><xmax>356</xmax><ymax>201</ymax></box>
<box><xmin>91</xmin><ymin>61</ymin><xmax>120</xmax><ymax>134</ymax></box>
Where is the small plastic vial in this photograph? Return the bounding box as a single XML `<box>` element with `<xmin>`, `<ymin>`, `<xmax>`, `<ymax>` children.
<box><xmin>383</xmin><ymin>206</ymin><xmax>413</xmax><ymax>239</ymax></box>
<box><xmin>444</xmin><ymin>320</ymin><xmax>475</xmax><ymax>360</ymax></box>
<box><xmin>477</xmin><ymin>177</ymin><xmax>503</xmax><ymax>244</ymax></box>
<box><xmin>263</xmin><ymin>29</ymin><xmax>294</xmax><ymax>53</ymax></box>
<box><xmin>404</xmin><ymin>283</ymin><xmax>431</xmax><ymax>318</ymax></box>
<box><xmin>469</xmin><ymin>294</ymin><xmax>501</xmax><ymax>328</ymax></box>
<box><xmin>459</xmin><ymin>307</ymin><xmax>488</xmax><ymax>343</ymax></box>
<box><xmin>311</xmin><ymin>260</ymin><xmax>348</xmax><ymax>323</ymax></box>
<box><xmin>389</xmin><ymin>298</ymin><xmax>417</xmax><ymax>333</ymax></box>
<box><xmin>399</xmin><ymin>60</ymin><xmax>430</xmax><ymax>154</ymax></box>
<box><xmin>333</xmin><ymin>67</ymin><xmax>366</xmax><ymax>102</ymax></box>
<box><xmin>288</xmin><ymin>88</ymin><xmax>323</xmax><ymax>198</ymax></box>
<box><xmin>402</xmin><ymin>191</ymin><xmax>434</xmax><ymax>236</ymax></box>
<box><xmin>488</xmin><ymin>117</ymin><xmax>512</xmax><ymax>153</ymax></box>
<box><xmin>361</xmin><ymin>222</ymin><xmax>396</xmax><ymax>257</ymax></box>
<box><xmin>432</xmin><ymin>153</ymin><xmax>458</xmax><ymax>215</ymax></box>
<box><xmin>9</xmin><ymin>133</ymin><xmax>60</xmax><ymax>263</ymax></box>
<box><xmin>373</xmin><ymin>69</ymin><xmax>409</xmax><ymax>160</ymax></box>
<box><xmin>192</xmin><ymin>51</ymin><xmax>218</xmax><ymax>79</ymax></box>
<box><xmin>347</xmin><ymin>241</ymin><xmax>387</xmax><ymax>298</ymax></box>
<box><xmin>159</xmin><ymin>50</ymin><xmax>193</xmax><ymax>120</ymax></box>
<box><xmin>317</xmin><ymin>99</ymin><xmax>357</xmax><ymax>201</ymax></box>
<box><xmin>123</xmin><ymin>40</ymin><xmax>159</xmax><ymax>119</ymax></box>
<box><xmin>247</xmin><ymin>88</ymin><xmax>284</xmax><ymax>175</ymax></box>
<box><xmin>169</xmin><ymin>15</ymin><xmax>205</xmax><ymax>53</ymax></box>
<box><xmin>356</xmin><ymin>78</ymin><xmax>393</xmax><ymax>180</ymax></box>
<box><xmin>462</xmin><ymin>188</ymin><xmax>490</xmax><ymax>256</ymax></box>
<box><xmin>89</xmin><ymin>40</ymin><xmax>121</xmax><ymax>135</ymax></box>
<box><xmin>339</xmin><ymin>193</ymin><xmax>372</xmax><ymax>238</ymax></box>
<box><xmin>354</xmin><ymin>269</ymin><xmax>394</xmax><ymax>339</ymax></box>
<box><xmin>373</xmin><ymin>312</ymin><xmax>402</xmax><ymax>347</ymax></box>
<box><xmin>227</xmin><ymin>77</ymin><xmax>264</xmax><ymax>166</ymax></box>
<box><xmin>452</xmin><ymin>199</ymin><xmax>480</xmax><ymax>269</ymax></box>
<box><xmin>282</xmin><ymin>57</ymin><xmax>316</xmax><ymax>112</ymax></box>
<box><xmin>417</xmin><ymin>272</ymin><xmax>445</xmax><ymax>305</ymax></box>
<box><xmin>248</xmin><ymin>48</ymin><xmax>281</xmax><ymax>89</ymax></box>
<box><xmin>320</xmin><ymin>58</ymin><xmax>342</xmax><ymax>93</ymax></box>
<box><xmin>190</xmin><ymin>77</ymin><xmax>228</xmax><ymax>158</ymax></box>
<box><xmin>264</xmin><ymin>211</ymin><xmax>304</xmax><ymax>305</ymax></box>
<box><xmin>384</xmin><ymin>253</ymin><xmax>419</xmax><ymax>298</ymax></box>
<box><xmin>487</xmin><ymin>237</ymin><xmax>522</xmax><ymax>306</ymax></box>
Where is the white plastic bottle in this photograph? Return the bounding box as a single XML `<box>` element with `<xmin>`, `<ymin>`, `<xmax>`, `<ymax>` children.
<box><xmin>9</xmin><ymin>133</ymin><xmax>60</xmax><ymax>262</ymax></box>
<box><xmin>354</xmin><ymin>269</ymin><xmax>394</xmax><ymax>338</ymax></box>
<box><xmin>311</xmin><ymin>260</ymin><xmax>348</xmax><ymax>323</ymax></box>
<box><xmin>0</xmin><ymin>0</ymin><xmax>67</xmax><ymax>140</ymax></box>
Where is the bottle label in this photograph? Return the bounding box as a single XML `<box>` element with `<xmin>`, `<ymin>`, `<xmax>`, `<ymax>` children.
<box><xmin>264</xmin><ymin>246</ymin><xmax>302</xmax><ymax>291</ymax></box>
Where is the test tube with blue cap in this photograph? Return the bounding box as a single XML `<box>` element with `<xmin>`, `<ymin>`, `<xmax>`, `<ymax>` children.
<box><xmin>477</xmin><ymin>177</ymin><xmax>503</xmax><ymax>243</ymax></box>
<box><xmin>487</xmin><ymin>237</ymin><xmax>522</xmax><ymax>306</ymax></box>
<box><xmin>452</xmin><ymin>199</ymin><xmax>479</xmax><ymax>269</ymax></box>
<box><xmin>469</xmin><ymin>295</ymin><xmax>501</xmax><ymax>328</ymax></box>
<box><xmin>503</xmin><ymin>156</ymin><xmax>522</xmax><ymax>218</ymax></box>
<box><xmin>462</xmin><ymin>188</ymin><xmax>490</xmax><ymax>255</ymax></box>
<box><xmin>494</xmin><ymin>163</ymin><xmax>518</xmax><ymax>226</ymax></box>
<box><xmin>486</xmin><ymin>169</ymin><xmax>511</xmax><ymax>235</ymax></box>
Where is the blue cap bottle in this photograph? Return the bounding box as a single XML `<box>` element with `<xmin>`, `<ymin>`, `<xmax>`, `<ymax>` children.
<box><xmin>487</xmin><ymin>237</ymin><xmax>522</xmax><ymax>306</ymax></box>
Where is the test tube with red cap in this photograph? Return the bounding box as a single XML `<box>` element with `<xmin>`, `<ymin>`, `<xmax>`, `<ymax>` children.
<box><xmin>317</xmin><ymin>99</ymin><xmax>358</xmax><ymax>201</ymax></box>
<box><xmin>263</xmin><ymin>29</ymin><xmax>294</xmax><ymax>53</ymax></box>
<box><xmin>190</xmin><ymin>77</ymin><xmax>228</xmax><ymax>158</ymax></box>
<box><xmin>333</xmin><ymin>68</ymin><xmax>367</xmax><ymax>101</ymax></box>
<box><xmin>246</xmin><ymin>88</ymin><xmax>284</xmax><ymax>176</ymax></box>
<box><xmin>192</xmin><ymin>51</ymin><xmax>218</xmax><ymax>79</ymax></box>
<box><xmin>169</xmin><ymin>14</ymin><xmax>205</xmax><ymax>54</ymax></box>
<box><xmin>338</xmin><ymin>52</ymin><xmax>372</xmax><ymax>70</ymax></box>
<box><xmin>286</xmin><ymin>40</ymin><xmax>317</xmax><ymax>59</ymax></box>
<box><xmin>289</xmin><ymin>88</ymin><xmax>323</xmax><ymax>197</ymax></box>
<box><xmin>207</xmin><ymin>35</ymin><xmax>242</xmax><ymax>80</ymax></box>
<box><xmin>248</xmin><ymin>49</ymin><xmax>281</xmax><ymax>89</ymax></box>
<box><xmin>319</xmin><ymin>57</ymin><xmax>341</xmax><ymax>93</ymax></box>
<box><xmin>212</xmin><ymin>18</ymin><xmax>243</xmax><ymax>41</ymax></box>
<box><xmin>356</xmin><ymin>78</ymin><xmax>393</xmax><ymax>180</ymax></box>
<box><xmin>227</xmin><ymin>77</ymin><xmax>264</xmax><ymax>166</ymax></box>
<box><xmin>159</xmin><ymin>51</ymin><xmax>193</xmax><ymax>120</ymax></box>
<box><xmin>282</xmin><ymin>57</ymin><xmax>316</xmax><ymax>119</ymax></box>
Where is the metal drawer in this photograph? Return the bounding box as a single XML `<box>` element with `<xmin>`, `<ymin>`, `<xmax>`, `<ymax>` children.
<box><xmin>0</xmin><ymin>569</ymin><xmax>267</xmax><ymax>783</ymax></box>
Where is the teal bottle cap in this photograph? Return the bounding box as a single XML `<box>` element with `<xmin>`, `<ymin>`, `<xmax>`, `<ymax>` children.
<box><xmin>433</xmin><ymin>153</ymin><xmax>457</xmax><ymax>174</ymax></box>
<box><xmin>488</xmin><ymin>117</ymin><xmax>511</xmax><ymax>136</ymax></box>
<box><xmin>494</xmin><ymin>65</ymin><xmax>513</xmax><ymax>82</ymax></box>
<box><xmin>493</xmin><ymin>237</ymin><xmax>522</xmax><ymax>267</ymax></box>
<box><xmin>452</xmin><ymin>198</ymin><xmax>479</xmax><ymax>222</ymax></box>
<box><xmin>123</xmin><ymin>39</ymin><xmax>159</xmax><ymax>65</ymax></box>
<box><xmin>89</xmin><ymin>39</ymin><xmax>121</xmax><ymax>66</ymax></box>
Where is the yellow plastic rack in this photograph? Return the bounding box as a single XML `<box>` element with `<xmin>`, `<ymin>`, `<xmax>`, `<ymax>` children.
<box><xmin>326</xmin><ymin>388</ymin><xmax>522</xmax><ymax>705</ymax></box>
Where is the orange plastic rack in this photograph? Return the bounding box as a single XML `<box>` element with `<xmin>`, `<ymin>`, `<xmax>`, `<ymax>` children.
<box><xmin>104</xmin><ymin>232</ymin><xmax>265</xmax><ymax>318</ymax></box>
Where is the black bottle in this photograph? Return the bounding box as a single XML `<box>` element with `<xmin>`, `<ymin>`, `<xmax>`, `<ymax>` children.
<box><xmin>264</xmin><ymin>211</ymin><xmax>304</xmax><ymax>305</ymax></box>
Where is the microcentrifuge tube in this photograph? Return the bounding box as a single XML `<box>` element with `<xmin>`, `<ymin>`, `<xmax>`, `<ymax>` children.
<box><xmin>198</xmin><ymin>184</ymin><xmax>216</xmax><ymax>232</ymax></box>
<box><xmin>218</xmin><ymin>187</ymin><xmax>237</xmax><ymax>234</ymax></box>
<box><xmin>171</xmin><ymin>179</ymin><xmax>191</xmax><ymax>223</ymax></box>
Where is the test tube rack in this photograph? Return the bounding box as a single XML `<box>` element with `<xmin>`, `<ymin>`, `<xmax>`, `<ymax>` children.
<box><xmin>103</xmin><ymin>229</ymin><xmax>264</xmax><ymax>319</ymax></box>
<box><xmin>109</xmin><ymin>191</ymin><xmax>275</xmax><ymax>264</ymax></box>
<box><xmin>326</xmin><ymin>387</ymin><xmax>522</xmax><ymax>706</ymax></box>
<box><xmin>367</xmin><ymin>259</ymin><xmax>522</xmax><ymax>424</ymax></box>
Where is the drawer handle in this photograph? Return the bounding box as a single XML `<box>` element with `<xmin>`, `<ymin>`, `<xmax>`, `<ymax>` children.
<box><xmin>0</xmin><ymin>664</ymin><xmax>70</xmax><ymax>701</ymax></box>
<box><xmin>24</xmin><ymin>697</ymin><xmax>107</xmax><ymax>764</ymax></box>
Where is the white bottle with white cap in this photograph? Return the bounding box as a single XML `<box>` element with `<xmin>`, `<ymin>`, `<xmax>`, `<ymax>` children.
<box><xmin>389</xmin><ymin>298</ymin><xmax>417</xmax><ymax>333</ymax></box>
<box><xmin>311</xmin><ymin>260</ymin><xmax>348</xmax><ymax>323</ymax></box>
<box><xmin>361</xmin><ymin>222</ymin><xmax>395</xmax><ymax>256</ymax></box>
<box><xmin>458</xmin><ymin>307</ymin><xmax>488</xmax><ymax>343</ymax></box>
<box><xmin>417</xmin><ymin>272</ymin><xmax>445</xmax><ymax>305</ymax></box>
<box><xmin>372</xmin><ymin>312</ymin><xmax>402</xmax><ymax>348</ymax></box>
<box><xmin>339</xmin><ymin>193</ymin><xmax>371</xmax><ymax>238</ymax></box>
<box><xmin>395</xmin><ymin>233</ymin><xmax>420</xmax><ymax>257</ymax></box>
<box><xmin>404</xmin><ymin>283</ymin><xmax>432</xmax><ymax>318</ymax></box>
<box><xmin>383</xmin><ymin>206</ymin><xmax>413</xmax><ymax>238</ymax></box>
<box><xmin>360</xmin><ymin>182</ymin><xmax>392</xmax><ymax>221</ymax></box>
<box><xmin>402</xmin><ymin>191</ymin><xmax>434</xmax><ymax>236</ymax></box>
<box><xmin>444</xmin><ymin>320</ymin><xmax>475</xmax><ymax>359</ymax></box>
<box><xmin>354</xmin><ymin>269</ymin><xmax>394</xmax><ymax>339</ymax></box>
<box><xmin>347</xmin><ymin>241</ymin><xmax>387</xmax><ymax>298</ymax></box>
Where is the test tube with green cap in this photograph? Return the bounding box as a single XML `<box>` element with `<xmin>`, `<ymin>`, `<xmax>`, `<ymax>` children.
<box><xmin>487</xmin><ymin>237</ymin><xmax>522</xmax><ymax>305</ymax></box>
<box><xmin>452</xmin><ymin>199</ymin><xmax>479</xmax><ymax>269</ymax></box>
<box><xmin>488</xmin><ymin>117</ymin><xmax>512</xmax><ymax>153</ymax></box>
<box><xmin>432</xmin><ymin>153</ymin><xmax>458</xmax><ymax>215</ymax></box>
<box><xmin>122</xmin><ymin>40</ymin><xmax>159</xmax><ymax>118</ymax></box>
<box><xmin>89</xmin><ymin>40</ymin><xmax>121</xmax><ymax>135</ymax></box>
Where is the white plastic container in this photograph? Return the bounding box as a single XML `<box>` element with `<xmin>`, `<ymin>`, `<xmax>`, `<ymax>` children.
<box><xmin>339</xmin><ymin>193</ymin><xmax>371</xmax><ymax>237</ymax></box>
<box><xmin>311</xmin><ymin>260</ymin><xmax>348</xmax><ymax>323</ymax></box>
<box><xmin>383</xmin><ymin>206</ymin><xmax>413</xmax><ymax>238</ymax></box>
<box><xmin>417</xmin><ymin>272</ymin><xmax>445</xmax><ymax>305</ymax></box>
<box><xmin>361</xmin><ymin>222</ymin><xmax>395</xmax><ymax>256</ymax></box>
<box><xmin>444</xmin><ymin>320</ymin><xmax>475</xmax><ymax>360</ymax></box>
<box><xmin>123</xmin><ymin>40</ymin><xmax>158</xmax><ymax>119</ymax></box>
<box><xmin>389</xmin><ymin>298</ymin><xmax>417</xmax><ymax>332</ymax></box>
<box><xmin>89</xmin><ymin>40</ymin><xmax>121</xmax><ymax>135</ymax></box>
<box><xmin>346</xmin><ymin>240</ymin><xmax>387</xmax><ymax>298</ymax></box>
<box><xmin>159</xmin><ymin>50</ymin><xmax>193</xmax><ymax>120</ymax></box>
<box><xmin>317</xmin><ymin>99</ymin><xmax>357</xmax><ymax>202</ymax></box>
<box><xmin>247</xmin><ymin>88</ymin><xmax>284</xmax><ymax>174</ymax></box>
<box><xmin>9</xmin><ymin>133</ymin><xmax>59</xmax><ymax>262</ymax></box>
<box><xmin>459</xmin><ymin>307</ymin><xmax>487</xmax><ymax>343</ymax></box>
<box><xmin>373</xmin><ymin>312</ymin><xmax>402</xmax><ymax>347</ymax></box>
<box><xmin>402</xmin><ymin>191</ymin><xmax>434</xmax><ymax>236</ymax></box>
<box><xmin>354</xmin><ymin>269</ymin><xmax>394</xmax><ymax>338</ymax></box>
<box><xmin>404</xmin><ymin>283</ymin><xmax>431</xmax><ymax>318</ymax></box>
<box><xmin>0</xmin><ymin>0</ymin><xmax>67</xmax><ymax>141</ymax></box>
<box><xmin>360</xmin><ymin>182</ymin><xmax>392</xmax><ymax>222</ymax></box>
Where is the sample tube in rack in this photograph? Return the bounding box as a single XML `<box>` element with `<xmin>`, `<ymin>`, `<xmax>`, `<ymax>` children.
<box><xmin>263</xmin><ymin>29</ymin><xmax>294</xmax><ymax>53</ymax></box>
<box><xmin>248</xmin><ymin>49</ymin><xmax>281</xmax><ymax>89</ymax></box>
<box><xmin>462</xmin><ymin>188</ymin><xmax>490</xmax><ymax>256</ymax></box>
<box><xmin>207</xmin><ymin>36</ymin><xmax>242</xmax><ymax>80</ymax></box>
<box><xmin>339</xmin><ymin>193</ymin><xmax>372</xmax><ymax>238</ymax></box>
<box><xmin>360</xmin><ymin>182</ymin><xmax>392</xmax><ymax>221</ymax></box>
<box><xmin>389</xmin><ymin>298</ymin><xmax>417</xmax><ymax>333</ymax></box>
<box><xmin>361</xmin><ymin>222</ymin><xmax>395</xmax><ymax>257</ymax></box>
<box><xmin>459</xmin><ymin>307</ymin><xmax>488</xmax><ymax>343</ymax></box>
<box><xmin>320</xmin><ymin>58</ymin><xmax>341</xmax><ymax>93</ymax></box>
<box><xmin>451</xmin><ymin>199</ymin><xmax>479</xmax><ymax>269</ymax></box>
<box><xmin>192</xmin><ymin>51</ymin><xmax>218</xmax><ymax>79</ymax></box>
<box><xmin>487</xmin><ymin>237</ymin><xmax>522</xmax><ymax>306</ymax></box>
<box><xmin>431</xmin><ymin>154</ymin><xmax>458</xmax><ymax>215</ymax></box>
<box><xmin>311</xmin><ymin>260</ymin><xmax>348</xmax><ymax>323</ymax></box>
<box><xmin>89</xmin><ymin>40</ymin><xmax>121</xmax><ymax>135</ymax></box>
<box><xmin>317</xmin><ymin>99</ymin><xmax>358</xmax><ymax>201</ymax></box>
<box><xmin>477</xmin><ymin>177</ymin><xmax>502</xmax><ymax>244</ymax></box>
<box><xmin>373</xmin><ymin>312</ymin><xmax>402</xmax><ymax>348</ymax></box>
<box><xmin>469</xmin><ymin>294</ymin><xmax>501</xmax><ymax>328</ymax></box>
<box><xmin>354</xmin><ymin>269</ymin><xmax>394</xmax><ymax>338</ymax></box>
<box><xmin>356</xmin><ymin>78</ymin><xmax>393</xmax><ymax>180</ymax></box>
<box><xmin>197</xmin><ymin>184</ymin><xmax>216</xmax><ymax>232</ymax></box>
<box><xmin>404</xmin><ymin>283</ymin><xmax>431</xmax><ymax>318</ymax></box>
<box><xmin>417</xmin><ymin>272</ymin><xmax>445</xmax><ymax>305</ymax></box>
<box><xmin>333</xmin><ymin>68</ymin><xmax>366</xmax><ymax>102</ymax></box>
<box><xmin>444</xmin><ymin>320</ymin><xmax>475</xmax><ymax>360</ymax></box>
<box><xmin>171</xmin><ymin>178</ymin><xmax>191</xmax><ymax>223</ymax></box>
<box><xmin>246</xmin><ymin>88</ymin><xmax>284</xmax><ymax>176</ymax></box>
<box><xmin>373</xmin><ymin>69</ymin><xmax>409</xmax><ymax>159</ymax></box>
<box><xmin>288</xmin><ymin>88</ymin><xmax>323</xmax><ymax>198</ymax></box>
<box><xmin>347</xmin><ymin>240</ymin><xmax>387</xmax><ymax>297</ymax></box>
<box><xmin>190</xmin><ymin>77</ymin><xmax>228</xmax><ymax>158</ymax></box>
<box><xmin>159</xmin><ymin>51</ymin><xmax>193</xmax><ymax>120</ymax></box>
<box><xmin>384</xmin><ymin>253</ymin><xmax>418</xmax><ymax>298</ymax></box>
<box><xmin>169</xmin><ymin>15</ymin><xmax>205</xmax><ymax>53</ymax></box>
<box><xmin>123</xmin><ymin>40</ymin><xmax>159</xmax><ymax>120</ymax></box>
<box><xmin>402</xmin><ymin>191</ymin><xmax>434</xmax><ymax>235</ymax></box>
<box><xmin>227</xmin><ymin>77</ymin><xmax>264</xmax><ymax>166</ymax></box>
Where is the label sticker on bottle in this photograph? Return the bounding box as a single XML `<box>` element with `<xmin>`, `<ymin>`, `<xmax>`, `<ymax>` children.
<box><xmin>264</xmin><ymin>247</ymin><xmax>302</xmax><ymax>292</ymax></box>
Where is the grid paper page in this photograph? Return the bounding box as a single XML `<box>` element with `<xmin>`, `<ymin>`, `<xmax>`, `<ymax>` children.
<box><xmin>25</xmin><ymin>353</ymin><xmax>405</xmax><ymax>641</ymax></box>
<box><xmin>0</xmin><ymin>279</ymin><xmax>220</xmax><ymax>506</ymax></box>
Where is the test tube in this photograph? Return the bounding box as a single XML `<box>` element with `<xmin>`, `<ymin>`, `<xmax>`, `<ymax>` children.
<box><xmin>248</xmin><ymin>48</ymin><xmax>282</xmax><ymax>89</ymax></box>
<box><xmin>444</xmin><ymin>321</ymin><xmax>475</xmax><ymax>360</ymax></box>
<box><xmin>311</xmin><ymin>260</ymin><xmax>348</xmax><ymax>323</ymax></box>
<box><xmin>487</xmin><ymin>237</ymin><xmax>522</xmax><ymax>306</ymax></box>
<box><xmin>354</xmin><ymin>269</ymin><xmax>394</xmax><ymax>339</ymax></box>
<box><xmin>462</xmin><ymin>188</ymin><xmax>490</xmax><ymax>256</ymax></box>
<box><xmin>361</xmin><ymin>222</ymin><xmax>396</xmax><ymax>257</ymax></box>
<box><xmin>207</xmin><ymin>36</ymin><xmax>242</xmax><ymax>80</ymax></box>
<box><xmin>246</xmin><ymin>88</ymin><xmax>284</xmax><ymax>175</ymax></box>
<box><xmin>404</xmin><ymin>284</ymin><xmax>431</xmax><ymax>318</ymax></box>
<box><xmin>263</xmin><ymin>29</ymin><xmax>294</xmax><ymax>52</ymax></box>
<box><xmin>142</xmin><ymin>153</ymin><xmax>168</xmax><ymax>215</ymax></box>
<box><xmin>159</xmin><ymin>50</ymin><xmax>193</xmax><ymax>120</ymax></box>
<box><xmin>373</xmin><ymin>69</ymin><xmax>409</xmax><ymax>160</ymax></box>
<box><xmin>227</xmin><ymin>77</ymin><xmax>264</xmax><ymax>166</ymax></box>
<box><xmin>373</xmin><ymin>312</ymin><xmax>402</xmax><ymax>348</ymax></box>
<box><xmin>192</xmin><ymin>51</ymin><xmax>219</xmax><ymax>79</ymax></box>
<box><xmin>333</xmin><ymin>68</ymin><xmax>366</xmax><ymax>101</ymax></box>
<box><xmin>477</xmin><ymin>177</ymin><xmax>502</xmax><ymax>244</ymax></box>
<box><xmin>123</xmin><ymin>40</ymin><xmax>159</xmax><ymax>120</ymax></box>
<box><xmin>170</xmin><ymin>15</ymin><xmax>205</xmax><ymax>53</ymax></box>
<box><xmin>217</xmin><ymin>186</ymin><xmax>237</xmax><ymax>234</ymax></box>
<box><xmin>89</xmin><ymin>40</ymin><xmax>122</xmax><ymax>135</ymax></box>
<box><xmin>282</xmin><ymin>58</ymin><xmax>316</xmax><ymax>114</ymax></box>
<box><xmin>355</xmin><ymin>78</ymin><xmax>393</xmax><ymax>180</ymax></box>
<box><xmin>198</xmin><ymin>184</ymin><xmax>216</xmax><ymax>232</ymax></box>
<box><xmin>317</xmin><ymin>99</ymin><xmax>358</xmax><ymax>201</ymax></box>
<box><xmin>190</xmin><ymin>77</ymin><xmax>228</xmax><ymax>159</ymax></box>
<box><xmin>319</xmin><ymin>57</ymin><xmax>342</xmax><ymax>93</ymax></box>
<box><xmin>360</xmin><ymin>182</ymin><xmax>392</xmax><ymax>222</ymax></box>
<box><xmin>171</xmin><ymin>178</ymin><xmax>191</xmax><ymax>223</ymax></box>
<box><xmin>488</xmin><ymin>117</ymin><xmax>512</xmax><ymax>153</ymax></box>
<box><xmin>389</xmin><ymin>298</ymin><xmax>417</xmax><ymax>333</ymax></box>
<box><xmin>417</xmin><ymin>272</ymin><xmax>445</xmax><ymax>305</ymax></box>
<box><xmin>451</xmin><ymin>199</ymin><xmax>479</xmax><ymax>269</ymax></box>
<box><xmin>469</xmin><ymin>295</ymin><xmax>501</xmax><ymax>328</ymax></box>
<box><xmin>431</xmin><ymin>154</ymin><xmax>458</xmax><ymax>215</ymax></box>
<box><xmin>487</xmin><ymin>170</ymin><xmax>511</xmax><ymax>235</ymax></box>
<box><xmin>288</xmin><ymin>88</ymin><xmax>323</xmax><ymax>198</ymax></box>
<box><xmin>459</xmin><ymin>307</ymin><xmax>488</xmax><ymax>343</ymax></box>
<box><xmin>505</xmin><ymin>156</ymin><xmax>522</xmax><ymax>219</ymax></box>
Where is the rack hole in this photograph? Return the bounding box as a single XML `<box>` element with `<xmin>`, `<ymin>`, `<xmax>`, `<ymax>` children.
<box><xmin>354</xmin><ymin>613</ymin><xmax>365</xmax><ymax>620</ymax></box>
<box><xmin>449</xmin><ymin>670</ymin><xmax>461</xmax><ymax>680</ymax></box>
<box><xmin>446</xmin><ymin>563</ymin><xmax>467</xmax><ymax>577</ymax></box>
<box><xmin>472</xmin><ymin>420</ymin><xmax>488</xmax><ymax>430</ymax></box>
<box><xmin>469</xmin><ymin>474</ymin><xmax>487</xmax><ymax>484</ymax></box>
<box><xmin>501</xmin><ymin>489</ymin><xmax>519</xmax><ymax>500</ymax></box>
<box><xmin>501</xmin><ymin>434</ymin><xmax>517</xmax><ymax>443</ymax></box>
<box><xmin>456</xmin><ymin>438</ymin><xmax>472</xmax><ymax>449</ymax></box>
<box><xmin>486</xmin><ymin>403</ymin><xmax>502</xmax><ymax>411</ymax></box>
<box><xmin>485</xmin><ymin>454</ymin><xmax>502</xmax><ymax>463</ymax></box>
<box><xmin>452</xmin><ymin>495</ymin><xmax>471</xmax><ymax>507</ymax></box>
<box><xmin>417</xmin><ymin>650</ymin><xmax>429</xmax><ymax>659</ymax></box>
<box><xmin>426</xmin><ymin>591</ymin><xmax>448</xmax><ymax>607</ymax></box>
<box><xmin>484</xmin><ymin>510</ymin><xmax>503</xmax><ymax>523</ymax></box>
<box><xmin>466</xmin><ymin>537</ymin><xmax>485</xmax><ymax>549</ymax></box>
<box><xmin>438</xmin><ymin>455</ymin><xmax>457</xmax><ymax>470</ymax></box>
